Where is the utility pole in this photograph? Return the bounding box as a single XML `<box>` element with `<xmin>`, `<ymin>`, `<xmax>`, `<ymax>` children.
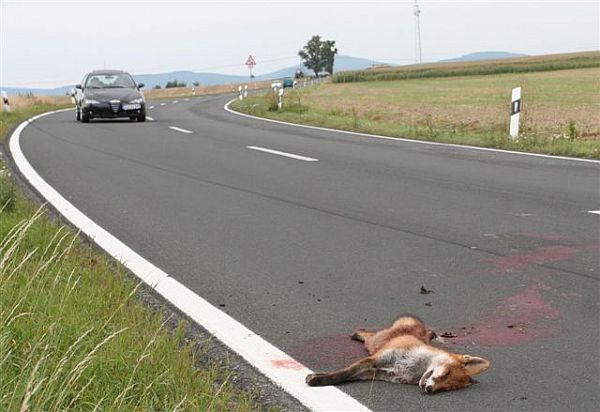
<box><xmin>414</xmin><ymin>0</ymin><xmax>422</xmax><ymax>64</ymax></box>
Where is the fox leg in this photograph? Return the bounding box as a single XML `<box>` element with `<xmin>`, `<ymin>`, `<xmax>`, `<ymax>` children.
<box><xmin>306</xmin><ymin>357</ymin><xmax>376</xmax><ymax>386</ymax></box>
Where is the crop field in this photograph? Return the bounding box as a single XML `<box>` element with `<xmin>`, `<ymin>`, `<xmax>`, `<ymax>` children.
<box><xmin>231</xmin><ymin>55</ymin><xmax>600</xmax><ymax>159</ymax></box>
<box><xmin>333</xmin><ymin>51</ymin><xmax>600</xmax><ymax>83</ymax></box>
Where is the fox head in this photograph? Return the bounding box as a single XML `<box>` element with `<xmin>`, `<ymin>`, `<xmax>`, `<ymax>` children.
<box><xmin>418</xmin><ymin>354</ymin><xmax>490</xmax><ymax>394</ymax></box>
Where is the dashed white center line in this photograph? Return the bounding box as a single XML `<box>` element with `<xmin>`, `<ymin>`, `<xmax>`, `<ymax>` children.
<box><xmin>247</xmin><ymin>146</ymin><xmax>318</xmax><ymax>162</ymax></box>
<box><xmin>169</xmin><ymin>126</ymin><xmax>193</xmax><ymax>134</ymax></box>
<box><xmin>149</xmin><ymin>105</ymin><xmax>155</xmax><ymax>110</ymax></box>
<box><xmin>184</xmin><ymin>98</ymin><xmax>190</xmax><ymax>101</ymax></box>
<box><xmin>172</xmin><ymin>100</ymin><xmax>179</xmax><ymax>104</ymax></box>
<box><xmin>160</xmin><ymin>102</ymin><xmax>167</xmax><ymax>106</ymax></box>
<box><xmin>588</xmin><ymin>210</ymin><xmax>600</xmax><ymax>215</ymax></box>
<box><xmin>146</xmin><ymin>116</ymin><xmax>154</xmax><ymax>121</ymax></box>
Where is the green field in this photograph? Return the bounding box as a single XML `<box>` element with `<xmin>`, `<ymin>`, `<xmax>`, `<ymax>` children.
<box><xmin>232</xmin><ymin>60</ymin><xmax>600</xmax><ymax>159</ymax></box>
<box><xmin>333</xmin><ymin>51</ymin><xmax>600</xmax><ymax>83</ymax></box>
<box><xmin>0</xmin><ymin>105</ymin><xmax>270</xmax><ymax>411</ymax></box>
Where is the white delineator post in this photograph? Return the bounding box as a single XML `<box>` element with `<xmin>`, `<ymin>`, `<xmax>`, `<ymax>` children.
<box><xmin>244</xmin><ymin>85</ymin><xmax>248</xmax><ymax>98</ymax></box>
<box><xmin>278</xmin><ymin>88</ymin><xmax>284</xmax><ymax>110</ymax></box>
<box><xmin>238</xmin><ymin>85</ymin><xmax>243</xmax><ymax>101</ymax></box>
<box><xmin>2</xmin><ymin>91</ymin><xmax>10</xmax><ymax>112</ymax></box>
<box><xmin>192</xmin><ymin>87</ymin><xmax>196</xmax><ymax>96</ymax></box>
<box><xmin>509</xmin><ymin>87</ymin><xmax>521</xmax><ymax>138</ymax></box>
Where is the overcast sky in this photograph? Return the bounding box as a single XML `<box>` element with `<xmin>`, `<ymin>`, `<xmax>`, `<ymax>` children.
<box><xmin>1</xmin><ymin>0</ymin><xmax>598</xmax><ymax>88</ymax></box>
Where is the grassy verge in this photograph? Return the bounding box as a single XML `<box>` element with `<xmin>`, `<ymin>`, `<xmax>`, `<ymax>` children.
<box><xmin>0</xmin><ymin>105</ymin><xmax>271</xmax><ymax>410</ymax></box>
<box><xmin>333</xmin><ymin>51</ymin><xmax>600</xmax><ymax>83</ymax></box>
<box><xmin>231</xmin><ymin>67</ymin><xmax>600</xmax><ymax>159</ymax></box>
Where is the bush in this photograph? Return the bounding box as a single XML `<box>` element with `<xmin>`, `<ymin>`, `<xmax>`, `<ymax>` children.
<box><xmin>165</xmin><ymin>80</ymin><xmax>187</xmax><ymax>88</ymax></box>
<box><xmin>567</xmin><ymin>120</ymin><xmax>580</xmax><ymax>140</ymax></box>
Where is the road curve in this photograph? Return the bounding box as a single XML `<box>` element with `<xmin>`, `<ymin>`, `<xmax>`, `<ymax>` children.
<box><xmin>12</xmin><ymin>94</ymin><xmax>600</xmax><ymax>411</ymax></box>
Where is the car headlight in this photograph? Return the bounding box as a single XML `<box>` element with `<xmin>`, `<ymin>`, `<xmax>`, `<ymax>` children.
<box><xmin>129</xmin><ymin>98</ymin><xmax>144</xmax><ymax>104</ymax></box>
<box><xmin>84</xmin><ymin>99</ymin><xmax>99</xmax><ymax>105</ymax></box>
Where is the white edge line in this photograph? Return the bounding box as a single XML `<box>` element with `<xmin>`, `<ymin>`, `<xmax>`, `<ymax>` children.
<box><xmin>224</xmin><ymin>100</ymin><xmax>600</xmax><ymax>165</ymax></box>
<box><xmin>588</xmin><ymin>210</ymin><xmax>600</xmax><ymax>215</ymax></box>
<box><xmin>146</xmin><ymin>116</ymin><xmax>154</xmax><ymax>121</ymax></box>
<box><xmin>248</xmin><ymin>146</ymin><xmax>318</xmax><ymax>162</ymax></box>
<box><xmin>9</xmin><ymin>109</ymin><xmax>370</xmax><ymax>412</ymax></box>
<box><xmin>168</xmin><ymin>126</ymin><xmax>193</xmax><ymax>134</ymax></box>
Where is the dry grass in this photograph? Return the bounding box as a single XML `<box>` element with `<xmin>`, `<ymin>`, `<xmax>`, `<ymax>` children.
<box><xmin>143</xmin><ymin>81</ymin><xmax>272</xmax><ymax>100</ymax></box>
<box><xmin>304</xmin><ymin>67</ymin><xmax>600</xmax><ymax>139</ymax></box>
<box><xmin>6</xmin><ymin>95</ymin><xmax>71</xmax><ymax>110</ymax></box>
<box><xmin>232</xmin><ymin>66</ymin><xmax>600</xmax><ymax>158</ymax></box>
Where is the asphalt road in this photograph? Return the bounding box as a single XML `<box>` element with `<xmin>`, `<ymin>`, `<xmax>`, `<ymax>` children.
<box><xmin>16</xmin><ymin>94</ymin><xmax>599</xmax><ymax>411</ymax></box>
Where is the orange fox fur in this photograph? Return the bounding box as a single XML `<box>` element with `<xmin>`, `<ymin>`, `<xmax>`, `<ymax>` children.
<box><xmin>306</xmin><ymin>315</ymin><xmax>490</xmax><ymax>393</ymax></box>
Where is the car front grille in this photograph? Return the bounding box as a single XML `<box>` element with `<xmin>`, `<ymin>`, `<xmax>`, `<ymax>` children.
<box><xmin>109</xmin><ymin>100</ymin><xmax>120</xmax><ymax>112</ymax></box>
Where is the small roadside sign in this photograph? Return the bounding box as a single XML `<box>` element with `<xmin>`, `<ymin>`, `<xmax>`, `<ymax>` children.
<box><xmin>245</xmin><ymin>55</ymin><xmax>256</xmax><ymax>68</ymax></box>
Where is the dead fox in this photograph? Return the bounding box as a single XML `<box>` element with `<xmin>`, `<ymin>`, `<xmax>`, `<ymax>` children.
<box><xmin>306</xmin><ymin>315</ymin><xmax>490</xmax><ymax>393</ymax></box>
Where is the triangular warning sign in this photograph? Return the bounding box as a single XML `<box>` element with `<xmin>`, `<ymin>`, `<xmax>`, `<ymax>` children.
<box><xmin>245</xmin><ymin>55</ymin><xmax>256</xmax><ymax>66</ymax></box>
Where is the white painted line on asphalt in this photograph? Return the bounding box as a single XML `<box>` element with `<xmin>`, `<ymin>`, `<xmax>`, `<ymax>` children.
<box><xmin>247</xmin><ymin>146</ymin><xmax>318</xmax><ymax>162</ymax></box>
<box><xmin>9</xmin><ymin>110</ymin><xmax>370</xmax><ymax>412</ymax></box>
<box><xmin>149</xmin><ymin>105</ymin><xmax>155</xmax><ymax>110</ymax></box>
<box><xmin>225</xmin><ymin>100</ymin><xmax>600</xmax><ymax>165</ymax></box>
<box><xmin>588</xmin><ymin>210</ymin><xmax>600</xmax><ymax>215</ymax></box>
<box><xmin>184</xmin><ymin>98</ymin><xmax>190</xmax><ymax>101</ymax></box>
<box><xmin>160</xmin><ymin>102</ymin><xmax>167</xmax><ymax>106</ymax></box>
<box><xmin>172</xmin><ymin>100</ymin><xmax>179</xmax><ymax>104</ymax></box>
<box><xmin>146</xmin><ymin>116</ymin><xmax>154</xmax><ymax>121</ymax></box>
<box><xmin>169</xmin><ymin>126</ymin><xmax>193</xmax><ymax>134</ymax></box>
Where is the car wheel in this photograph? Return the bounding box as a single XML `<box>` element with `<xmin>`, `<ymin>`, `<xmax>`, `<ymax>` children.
<box><xmin>76</xmin><ymin>108</ymin><xmax>81</xmax><ymax>121</ymax></box>
<box><xmin>129</xmin><ymin>116</ymin><xmax>137</xmax><ymax>121</ymax></box>
<box><xmin>81</xmin><ymin>112</ymin><xmax>90</xmax><ymax>123</ymax></box>
<box><xmin>137</xmin><ymin>113</ymin><xmax>146</xmax><ymax>122</ymax></box>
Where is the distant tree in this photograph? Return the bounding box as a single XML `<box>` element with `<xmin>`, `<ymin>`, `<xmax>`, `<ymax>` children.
<box><xmin>323</xmin><ymin>40</ymin><xmax>338</xmax><ymax>75</ymax></box>
<box><xmin>153</xmin><ymin>84</ymin><xmax>162</xmax><ymax>89</ymax></box>
<box><xmin>166</xmin><ymin>79</ymin><xmax>187</xmax><ymax>88</ymax></box>
<box><xmin>298</xmin><ymin>35</ymin><xmax>338</xmax><ymax>78</ymax></box>
<box><xmin>193</xmin><ymin>81</ymin><xmax>200</xmax><ymax>87</ymax></box>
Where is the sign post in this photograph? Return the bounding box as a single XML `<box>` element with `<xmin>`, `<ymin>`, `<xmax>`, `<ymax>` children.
<box><xmin>245</xmin><ymin>55</ymin><xmax>256</xmax><ymax>84</ymax></box>
<box><xmin>509</xmin><ymin>87</ymin><xmax>521</xmax><ymax>139</ymax></box>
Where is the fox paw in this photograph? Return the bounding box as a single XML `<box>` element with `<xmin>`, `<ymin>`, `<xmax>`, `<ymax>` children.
<box><xmin>306</xmin><ymin>373</ymin><xmax>318</xmax><ymax>386</ymax></box>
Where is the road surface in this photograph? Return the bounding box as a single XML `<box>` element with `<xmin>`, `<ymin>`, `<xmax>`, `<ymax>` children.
<box><xmin>14</xmin><ymin>94</ymin><xmax>600</xmax><ymax>411</ymax></box>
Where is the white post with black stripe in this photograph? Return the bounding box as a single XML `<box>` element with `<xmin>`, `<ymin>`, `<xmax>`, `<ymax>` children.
<box><xmin>1</xmin><ymin>91</ymin><xmax>10</xmax><ymax>112</ymax></box>
<box><xmin>277</xmin><ymin>88</ymin><xmax>284</xmax><ymax>110</ymax></box>
<box><xmin>509</xmin><ymin>87</ymin><xmax>521</xmax><ymax>139</ymax></box>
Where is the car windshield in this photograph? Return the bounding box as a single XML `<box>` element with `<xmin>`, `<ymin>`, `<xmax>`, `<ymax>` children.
<box><xmin>85</xmin><ymin>74</ymin><xmax>136</xmax><ymax>89</ymax></box>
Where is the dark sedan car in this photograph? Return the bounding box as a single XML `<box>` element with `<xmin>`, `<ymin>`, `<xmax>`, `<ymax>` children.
<box><xmin>75</xmin><ymin>70</ymin><xmax>146</xmax><ymax>122</ymax></box>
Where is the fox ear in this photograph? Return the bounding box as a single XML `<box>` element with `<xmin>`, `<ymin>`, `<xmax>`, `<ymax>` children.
<box><xmin>462</xmin><ymin>355</ymin><xmax>490</xmax><ymax>376</ymax></box>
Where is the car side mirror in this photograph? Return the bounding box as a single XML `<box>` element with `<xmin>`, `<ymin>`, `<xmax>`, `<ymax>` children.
<box><xmin>137</xmin><ymin>83</ymin><xmax>144</xmax><ymax>89</ymax></box>
<box><xmin>75</xmin><ymin>84</ymin><xmax>82</xmax><ymax>90</ymax></box>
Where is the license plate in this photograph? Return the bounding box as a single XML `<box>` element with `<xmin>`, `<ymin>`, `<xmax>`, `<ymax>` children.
<box><xmin>122</xmin><ymin>103</ymin><xmax>141</xmax><ymax>110</ymax></box>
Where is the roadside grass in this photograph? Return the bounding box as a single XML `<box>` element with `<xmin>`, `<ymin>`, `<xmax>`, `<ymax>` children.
<box><xmin>144</xmin><ymin>81</ymin><xmax>272</xmax><ymax>100</ymax></box>
<box><xmin>0</xmin><ymin>106</ymin><xmax>272</xmax><ymax>410</ymax></box>
<box><xmin>333</xmin><ymin>51</ymin><xmax>600</xmax><ymax>83</ymax></box>
<box><xmin>231</xmin><ymin>67</ymin><xmax>600</xmax><ymax>159</ymax></box>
